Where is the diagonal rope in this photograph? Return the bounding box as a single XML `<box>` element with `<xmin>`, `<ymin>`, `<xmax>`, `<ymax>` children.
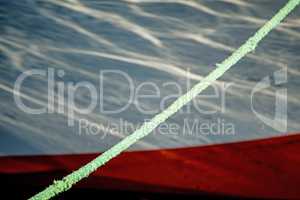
<box><xmin>29</xmin><ymin>0</ymin><xmax>300</xmax><ymax>199</ymax></box>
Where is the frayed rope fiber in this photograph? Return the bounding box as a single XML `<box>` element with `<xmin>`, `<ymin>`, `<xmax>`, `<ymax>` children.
<box><xmin>29</xmin><ymin>0</ymin><xmax>300</xmax><ymax>199</ymax></box>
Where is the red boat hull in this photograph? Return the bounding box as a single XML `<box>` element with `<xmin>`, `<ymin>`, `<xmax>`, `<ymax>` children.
<box><xmin>1</xmin><ymin>134</ymin><xmax>300</xmax><ymax>199</ymax></box>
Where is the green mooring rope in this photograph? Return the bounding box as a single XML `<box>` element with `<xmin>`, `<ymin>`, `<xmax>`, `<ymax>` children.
<box><xmin>29</xmin><ymin>0</ymin><xmax>300</xmax><ymax>199</ymax></box>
